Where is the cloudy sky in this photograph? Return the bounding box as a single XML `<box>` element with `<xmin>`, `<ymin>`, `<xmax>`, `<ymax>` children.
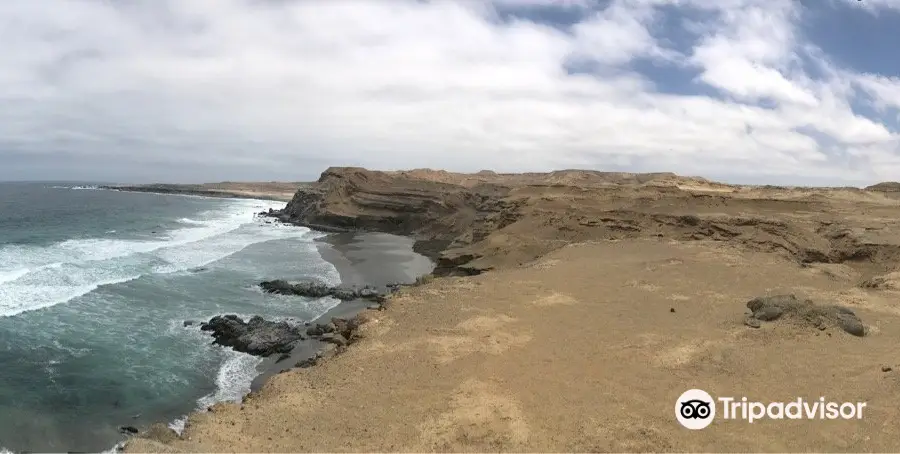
<box><xmin>2</xmin><ymin>0</ymin><xmax>900</xmax><ymax>185</ymax></box>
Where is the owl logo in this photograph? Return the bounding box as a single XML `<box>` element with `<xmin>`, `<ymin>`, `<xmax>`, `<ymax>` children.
<box><xmin>679</xmin><ymin>399</ymin><xmax>712</xmax><ymax>419</ymax></box>
<box><xmin>675</xmin><ymin>389</ymin><xmax>716</xmax><ymax>429</ymax></box>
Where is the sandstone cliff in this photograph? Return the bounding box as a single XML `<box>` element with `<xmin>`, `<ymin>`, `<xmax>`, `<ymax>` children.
<box><xmin>275</xmin><ymin>167</ymin><xmax>900</xmax><ymax>279</ymax></box>
<box><xmin>276</xmin><ymin>167</ymin><xmax>520</xmax><ymax>275</ymax></box>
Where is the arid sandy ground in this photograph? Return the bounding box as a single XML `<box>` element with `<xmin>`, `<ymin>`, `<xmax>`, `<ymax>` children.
<box><xmin>196</xmin><ymin>182</ymin><xmax>305</xmax><ymax>201</ymax></box>
<box><xmin>127</xmin><ymin>174</ymin><xmax>900</xmax><ymax>452</ymax></box>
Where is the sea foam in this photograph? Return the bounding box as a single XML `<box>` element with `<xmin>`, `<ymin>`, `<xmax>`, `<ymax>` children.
<box><xmin>0</xmin><ymin>199</ymin><xmax>305</xmax><ymax>317</ymax></box>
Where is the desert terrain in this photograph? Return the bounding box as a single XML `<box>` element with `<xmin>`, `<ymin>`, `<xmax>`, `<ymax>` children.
<box><xmin>127</xmin><ymin>168</ymin><xmax>900</xmax><ymax>452</ymax></box>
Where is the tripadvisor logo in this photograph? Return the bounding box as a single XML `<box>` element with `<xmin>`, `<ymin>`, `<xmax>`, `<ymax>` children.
<box><xmin>675</xmin><ymin>389</ymin><xmax>867</xmax><ymax>429</ymax></box>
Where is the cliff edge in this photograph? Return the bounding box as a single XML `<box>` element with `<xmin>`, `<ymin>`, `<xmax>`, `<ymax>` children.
<box><xmin>274</xmin><ymin>167</ymin><xmax>517</xmax><ymax>275</ymax></box>
<box><xmin>274</xmin><ymin>167</ymin><xmax>900</xmax><ymax>279</ymax></box>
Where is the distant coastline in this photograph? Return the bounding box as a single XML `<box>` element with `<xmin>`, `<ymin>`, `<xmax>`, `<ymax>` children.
<box><xmin>99</xmin><ymin>182</ymin><xmax>308</xmax><ymax>202</ymax></box>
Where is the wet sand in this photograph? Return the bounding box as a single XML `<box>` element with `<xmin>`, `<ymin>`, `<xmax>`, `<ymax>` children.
<box><xmin>250</xmin><ymin>232</ymin><xmax>434</xmax><ymax>387</ymax></box>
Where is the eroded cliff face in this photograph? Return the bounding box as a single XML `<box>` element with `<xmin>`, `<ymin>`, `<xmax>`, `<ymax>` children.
<box><xmin>276</xmin><ymin>167</ymin><xmax>900</xmax><ymax>279</ymax></box>
<box><xmin>276</xmin><ymin>167</ymin><xmax>522</xmax><ymax>275</ymax></box>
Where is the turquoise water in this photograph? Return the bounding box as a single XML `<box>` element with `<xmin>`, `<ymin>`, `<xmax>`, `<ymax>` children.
<box><xmin>0</xmin><ymin>184</ymin><xmax>339</xmax><ymax>452</ymax></box>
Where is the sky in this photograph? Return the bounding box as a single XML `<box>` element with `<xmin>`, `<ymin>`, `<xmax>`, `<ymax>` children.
<box><xmin>3</xmin><ymin>0</ymin><xmax>900</xmax><ymax>185</ymax></box>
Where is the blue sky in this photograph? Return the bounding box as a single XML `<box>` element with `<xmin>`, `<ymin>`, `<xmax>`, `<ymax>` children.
<box><xmin>2</xmin><ymin>0</ymin><xmax>900</xmax><ymax>185</ymax></box>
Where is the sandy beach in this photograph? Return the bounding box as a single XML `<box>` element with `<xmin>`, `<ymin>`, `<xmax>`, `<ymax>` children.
<box><xmin>125</xmin><ymin>168</ymin><xmax>900</xmax><ymax>452</ymax></box>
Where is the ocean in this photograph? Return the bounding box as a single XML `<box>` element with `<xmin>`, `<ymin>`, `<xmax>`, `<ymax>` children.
<box><xmin>0</xmin><ymin>183</ymin><xmax>341</xmax><ymax>452</ymax></box>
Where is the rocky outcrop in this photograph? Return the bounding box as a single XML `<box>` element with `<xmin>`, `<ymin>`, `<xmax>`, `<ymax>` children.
<box><xmin>266</xmin><ymin>167</ymin><xmax>526</xmax><ymax>275</ymax></box>
<box><xmin>201</xmin><ymin>315</ymin><xmax>304</xmax><ymax>356</ymax></box>
<box><xmin>259</xmin><ymin>279</ymin><xmax>390</xmax><ymax>302</ymax></box>
<box><xmin>743</xmin><ymin>294</ymin><xmax>866</xmax><ymax>336</ymax></box>
<box><xmin>292</xmin><ymin>314</ymin><xmax>373</xmax><ymax>368</ymax></box>
<box><xmin>275</xmin><ymin>167</ymin><xmax>489</xmax><ymax>240</ymax></box>
<box><xmin>199</xmin><ymin>313</ymin><xmax>375</xmax><ymax>358</ymax></box>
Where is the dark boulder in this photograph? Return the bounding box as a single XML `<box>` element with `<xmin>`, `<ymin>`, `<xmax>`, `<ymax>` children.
<box><xmin>330</xmin><ymin>288</ymin><xmax>358</xmax><ymax>301</ymax></box>
<box><xmin>259</xmin><ymin>279</ymin><xmax>295</xmax><ymax>295</ymax></box>
<box><xmin>291</xmin><ymin>281</ymin><xmax>332</xmax><ymax>298</ymax></box>
<box><xmin>321</xmin><ymin>333</ymin><xmax>348</xmax><ymax>346</ymax></box>
<box><xmin>331</xmin><ymin>317</ymin><xmax>349</xmax><ymax>335</ymax></box>
<box><xmin>257</xmin><ymin>279</ymin><xmax>390</xmax><ymax>302</ymax></box>
<box><xmin>358</xmin><ymin>287</ymin><xmax>380</xmax><ymax>299</ymax></box>
<box><xmin>203</xmin><ymin>315</ymin><xmax>304</xmax><ymax>357</ymax></box>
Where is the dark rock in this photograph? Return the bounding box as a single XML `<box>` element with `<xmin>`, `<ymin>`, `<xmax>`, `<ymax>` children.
<box><xmin>276</xmin><ymin>353</ymin><xmax>292</xmax><ymax>363</ymax></box>
<box><xmin>259</xmin><ymin>279</ymin><xmax>295</xmax><ymax>295</ymax></box>
<box><xmin>747</xmin><ymin>294</ymin><xmax>799</xmax><ymax>313</ymax></box>
<box><xmin>834</xmin><ymin>306</ymin><xmax>857</xmax><ymax>316</ymax></box>
<box><xmin>306</xmin><ymin>325</ymin><xmax>324</xmax><ymax>336</ymax></box>
<box><xmin>331</xmin><ymin>317</ymin><xmax>349</xmax><ymax>335</ymax></box>
<box><xmin>321</xmin><ymin>333</ymin><xmax>348</xmax><ymax>346</ymax></box>
<box><xmin>203</xmin><ymin>315</ymin><xmax>303</xmax><ymax>357</ymax></box>
<box><xmin>753</xmin><ymin>305</ymin><xmax>784</xmax><ymax>321</ymax></box>
<box><xmin>295</xmin><ymin>357</ymin><xmax>317</xmax><ymax>368</ymax></box>
<box><xmin>291</xmin><ymin>281</ymin><xmax>332</xmax><ymax>298</ymax></box>
<box><xmin>669</xmin><ymin>308</ymin><xmax>675</xmax><ymax>313</ymax></box>
<box><xmin>183</xmin><ymin>320</ymin><xmax>197</xmax><ymax>327</ymax></box>
<box><xmin>882</xmin><ymin>365</ymin><xmax>893</xmax><ymax>372</ymax></box>
<box><xmin>118</xmin><ymin>426</ymin><xmax>139</xmax><ymax>435</ymax></box>
<box><xmin>258</xmin><ymin>279</ymin><xmax>389</xmax><ymax>302</ymax></box>
<box><xmin>330</xmin><ymin>288</ymin><xmax>357</xmax><ymax>300</ymax></box>
<box><xmin>322</xmin><ymin>322</ymin><xmax>336</xmax><ymax>334</ymax></box>
<box><xmin>836</xmin><ymin>313</ymin><xmax>866</xmax><ymax>337</ymax></box>
<box><xmin>358</xmin><ymin>287</ymin><xmax>380</xmax><ymax>299</ymax></box>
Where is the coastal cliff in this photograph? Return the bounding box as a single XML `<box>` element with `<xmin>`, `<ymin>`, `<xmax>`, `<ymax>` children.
<box><xmin>272</xmin><ymin>167</ymin><xmax>900</xmax><ymax>279</ymax></box>
<box><xmin>272</xmin><ymin>167</ymin><xmax>513</xmax><ymax>275</ymax></box>
<box><xmin>271</xmin><ymin>167</ymin><xmax>712</xmax><ymax>276</ymax></box>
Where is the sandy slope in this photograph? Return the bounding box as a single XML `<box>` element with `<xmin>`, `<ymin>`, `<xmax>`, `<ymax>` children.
<box><xmin>127</xmin><ymin>170</ymin><xmax>900</xmax><ymax>452</ymax></box>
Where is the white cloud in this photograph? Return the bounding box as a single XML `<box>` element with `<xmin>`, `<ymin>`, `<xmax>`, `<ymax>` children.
<box><xmin>0</xmin><ymin>0</ymin><xmax>897</xmax><ymax>184</ymax></box>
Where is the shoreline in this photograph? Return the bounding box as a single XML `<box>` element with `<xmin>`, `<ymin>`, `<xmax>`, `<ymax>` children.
<box><xmin>122</xmin><ymin>230</ymin><xmax>434</xmax><ymax>451</ymax></box>
<box><xmin>97</xmin><ymin>184</ymin><xmax>303</xmax><ymax>202</ymax></box>
<box><xmin>248</xmin><ymin>231</ymin><xmax>434</xmax><ymax>389</ymax></box>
